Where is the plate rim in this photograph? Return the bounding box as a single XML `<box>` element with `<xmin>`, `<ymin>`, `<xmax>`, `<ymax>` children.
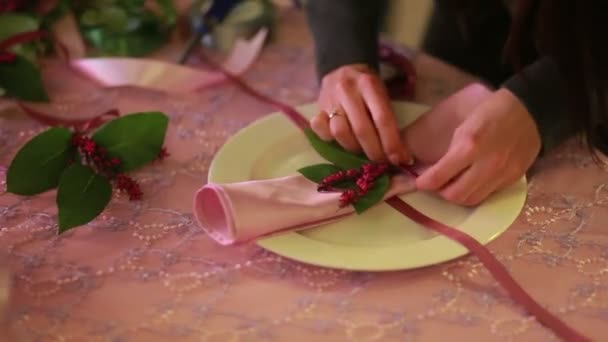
<box><xmin>208</xmin><ymin>101</ymin><xmax>527</xmax><ymax>271</ymax></box>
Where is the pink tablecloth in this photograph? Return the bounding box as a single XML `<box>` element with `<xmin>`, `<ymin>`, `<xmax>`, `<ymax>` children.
<box><xmin>1</xmin><ymin>9</ymin><xmax>607</xmax><ymax>342</ymax></box>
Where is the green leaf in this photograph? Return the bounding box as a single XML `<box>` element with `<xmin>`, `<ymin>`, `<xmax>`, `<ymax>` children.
<box><xmin>298</xmin><ymin>163</ymin><xmax>343</xmax><ymax>183</ymax></box>
<box><xmin>98</xmin><ymin>6</ymin><xmax>129</xmax><ymax>32</ymax></box>
<box><xmin>57</xmin><ymin>164</ymin><xmax>112</xmax><ymax>233</ymax></box>
<box><xmin>78</xmin><ymin>5</ymin><xmax>171</xmax><ymax>56</ymax></box>
<box><xmin>0</xmin><ymin>55</ymin><xmax>49</xmax><ymax>102</ymax></box>
<box><xmin>117</xmin><ymin>0</ymin><xmax>146</xmax><ymax>11</ymax></box>
<box><xmin>0</xmin><ymin>13</ymin><xmax>39</xmax><ymax>42</ymax></box>
<box><xmin>7</xmin><ymin>127</ymin><xmax>74</xmax><ymax>195</ymax></box>
<box><xmin>304</xmin><ymin>128</ymin><xmax>369</xmax><ymax>169</ymax></box>
<box><xmin>81</xmin><ymin>25</ymin><xmax>168</xmax><ymax>56</ymax></box>
<box><xmin>155</xmin><ymin>0</ymin><xmax>178</xmax><ymax>25</ymax></box>
<box><xmin>353</xmin><ymin>174</ymin><xmax>390</xmax><ymax>214</ymax></box>
<box><xmin>92</xmin><ymin>112</ymin><xmax>169</xmax><ymax>172</ymax></box>
<box><xmin>80</xmin><ymin>9</ymin><xmax>102</xmax><ymax>26</ymax></box>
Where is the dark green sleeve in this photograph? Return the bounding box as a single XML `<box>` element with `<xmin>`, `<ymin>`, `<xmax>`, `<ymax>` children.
<box><xmin>304</xmin><ymin>0</ymin><xmax>386</xmax><ymax>80</ymax></box>
<box><xmin>501</xmin><ymin>57</ymin><xmax>578</xmax><ymax>153</ymax></box>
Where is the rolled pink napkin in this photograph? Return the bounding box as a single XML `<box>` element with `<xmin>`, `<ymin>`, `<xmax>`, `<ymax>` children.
<box><xmin>193</xmin><ymin>174</ymin><xmax>416</xmax><ymax>245</ymax></box>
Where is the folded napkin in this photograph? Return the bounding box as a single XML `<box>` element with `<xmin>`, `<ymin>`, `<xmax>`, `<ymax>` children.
<box><xmin>193</xmin><ymin>174</ymin><xmax>416</xmax><ymax>245</ymax></box>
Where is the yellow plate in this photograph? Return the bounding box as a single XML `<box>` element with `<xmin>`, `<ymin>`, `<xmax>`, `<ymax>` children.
<box><xmin>208</xmin><ymin>101</ymin><xmax>527</xmax><ymax>271</ymax></box>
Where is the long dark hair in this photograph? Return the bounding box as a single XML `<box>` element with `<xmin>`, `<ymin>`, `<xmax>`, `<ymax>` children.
<box><xmin>505</xmin><ymin>0</ymin><xmax>608</xmax><ymax>156</ymax></box>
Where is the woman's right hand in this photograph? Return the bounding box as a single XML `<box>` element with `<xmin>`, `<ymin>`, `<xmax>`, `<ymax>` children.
<box><xmin>309</xmin><ymin>64</ymin><xmax>412</xmax><ymax>165</ymax></box>
<box><xmin>404</xmin><ymin>82</ymin><xmax>541</xmax><ymax>206</ymax></box>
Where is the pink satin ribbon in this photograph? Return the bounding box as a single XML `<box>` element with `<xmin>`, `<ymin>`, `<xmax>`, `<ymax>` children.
<box><xmin>69</xmin><ymin>28</ymin><xmax>269</xmax><ymax>93</ymax></box>
<box><xmin>204</xmin><ymin>47</ymin><xmax>590</xmax><ymax>342</ymax></box>
<box><xmin>7</xmin><ymin>24</ymin><xmax>267</xmax><ymax>129</ymax></box>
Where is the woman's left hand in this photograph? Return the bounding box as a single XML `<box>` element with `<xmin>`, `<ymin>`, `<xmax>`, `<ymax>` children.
<box><xmin>405</xmin><ymin>83</ymin><xmax>542</xmax><ymax>206</ymax></box>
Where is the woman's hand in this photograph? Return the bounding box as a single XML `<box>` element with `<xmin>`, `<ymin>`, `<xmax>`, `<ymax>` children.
<box><xmin>310</xmin><ymin>64</ymin><xmax>411</xmax><ymax>165</ymax></box>
<box><xmin>404</xmin><ymin>82</ymin><xmax>541</xmax><ymax>206</ymax></box>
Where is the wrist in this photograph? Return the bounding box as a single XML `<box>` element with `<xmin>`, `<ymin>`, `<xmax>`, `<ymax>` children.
<box><xmin>498</xmin><ymin>87</ymin><xmax>543</xmax><ymax>157</ymax></box>
<box><xmin>498</xmin><ymin>87</ymin><xmax>541</xmax><ymax>134</ymax></box>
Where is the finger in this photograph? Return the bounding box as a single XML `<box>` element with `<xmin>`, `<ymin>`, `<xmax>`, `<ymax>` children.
<box><xmin>462</xmin><ymin>175</ymin><xmax>504</xmax><ymax>206</ymax></box>
<box><xmin>329</xmin><ymin>111</ymin><xmax>361</xmax><ymax>152</ymax></box>
<box><xmin>335</xmin><ymin>82</ymin><xmax>384</xmax><ymax>161</ymax></box>
<box><xmin>441</xmin><ymin>157</ymin><xmax>505</xmax><ymax>205</ymax></box>
<box><xmin>498</xmin><ymin>165</ymin><xmax>527</xmax><ymax>190</ymax></box>
<box><xmin>441</xmin><ymin>154</ymin><xmax>507</xmax><ymax>205</ymax></box>
<box><xmin>464</xmin><ymin>166</ymin><xmax>525</xmax><ymax>206</ymax></box>
<box><xmin>416</xmin><ymin>141</ymin><xmax>475</xmax><ymax>191</ymax></box>
<box><xmin>499</xmin><ymin>175</ymin><xmax>523</xmax><ymax>194</ymax></box>
<box><xmin>461</xmin><ymin>154</ymin><xmax>517</xmax><ymax>205</ymax></box>
<box><xmin>358</xmin><ymin>74</ymin><xmax>410</xmax><ymax>164</ymax></box>
<box><xmin>310</xmin><ymin>111</ymin><xmax>333</xmax><ymax>141</ymax></box>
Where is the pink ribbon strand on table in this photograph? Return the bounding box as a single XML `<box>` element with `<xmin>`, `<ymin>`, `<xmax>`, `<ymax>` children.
<box><xmin>17</xmin><ymin>102</ymin><xmax>119</xmax><ymax>132</ymax></box>
<box><xmin>192</xmin><ymin>42</ymin><xmax>589</xmax><ymax>342</ymax></box>
<box><xmin>7</xmin><ymin>25</ymin><xmax>267</xmax><ymax>128</ymax></box>
<box><xmin>70</xmin><ymin>28</ymin><xmax>268</xmax><ymax>93</ymax></box>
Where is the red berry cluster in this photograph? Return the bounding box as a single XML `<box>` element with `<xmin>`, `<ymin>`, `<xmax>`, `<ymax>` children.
<box><xmin>71</xmin><ymin>133</ymin><xmax>142</xmax><ymax>201</ymax></box>
<box><xmin>115</xmin><ymin>174</ymin><xmax>143</xmax><ymax>201</ymax></box>
<box><xmin>72</xmin><ymin>134</ymin><xmax>121</xmax><ymax>173</ymax></box>
<box><xmin>317</xmin><ymin>168</ymin><xmax>361</xmax><ymax>192</ymax></box>
<box><xmin>157</xmin><ymin>147</ymin><xmax>170</xmax><ymax>161</ymax></box>
<box><xmin>319</xmin><ymin>162</ymin><xmax>391</xmax><ymax>208</ymax></box>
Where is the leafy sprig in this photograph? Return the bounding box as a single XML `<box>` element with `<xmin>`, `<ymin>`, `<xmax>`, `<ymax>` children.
<box><xmin>299</xmin><ymin>129</ymin><xmax>393</xmax><ymax>213</ymax></box>
<box><xmin>6</xmin><ymin>112</ymin><xmax>169</xmax><ymax>232</ymax></box>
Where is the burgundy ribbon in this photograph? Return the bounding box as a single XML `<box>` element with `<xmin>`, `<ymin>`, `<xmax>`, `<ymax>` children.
<box><xmin>380</xmin><ymin>44</ymin><xmax>417</xmax><ymax>100</ymax></box>
<box><xmin>17</xmin><ymin>103</ymin><xmax>120</xmax><ymax>132</ymax></box>
<box><xmin>0</xmin><ymin>29</ymin><xmax>117</xmax><ymax>131</ymax></box>
<box><xmin>0</xmin><ymin>30</ymin><xmax>47</xmax><ymax>63</ymax></box>
<box><xmin>201</xmin><ymin>49</ymin><xmax>591</xmax><ymax>341</ymax></box>
<box><xmin>385</xmin><ymin>198</ymin><xmax>588</xmax><ymax>341</ymax></box>
<box><xmin>0</xmin><ymin>30</ymin><xmax>47</xmax><ymax>53</ymax></box>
